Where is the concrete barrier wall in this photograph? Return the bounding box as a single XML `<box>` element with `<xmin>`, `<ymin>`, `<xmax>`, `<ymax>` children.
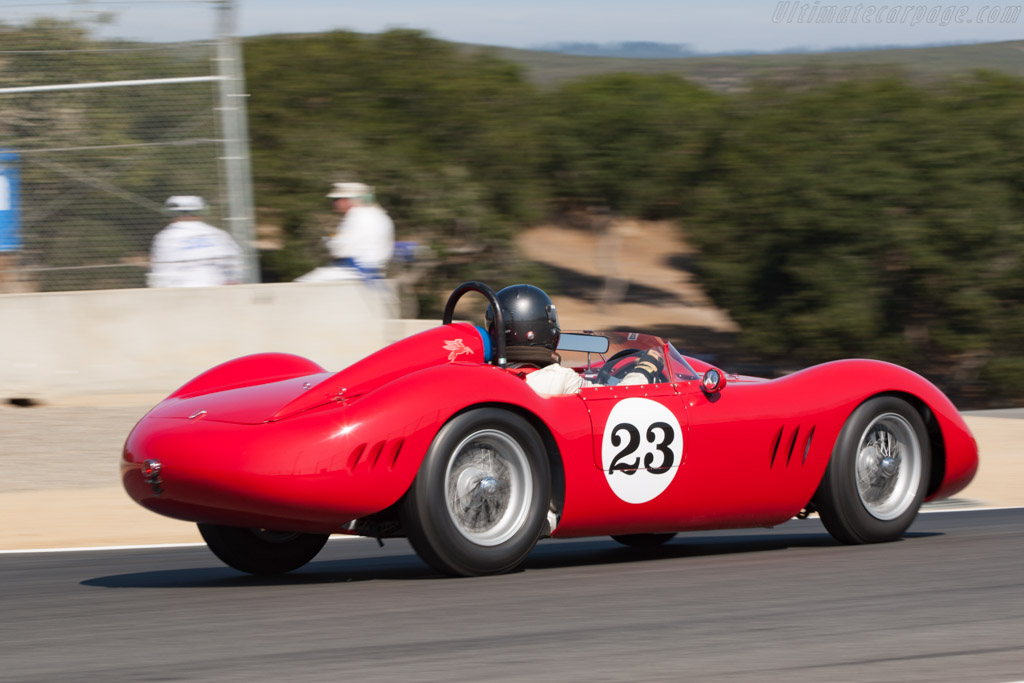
<box><xmin>0</xmin><ymin>281</ymin><xmax>436</xmax><ymax>401</ymax></box>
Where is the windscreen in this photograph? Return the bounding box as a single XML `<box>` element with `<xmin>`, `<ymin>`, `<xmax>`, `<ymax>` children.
<box><xmin>559</xmin><ymin>330</ymin><xmax>697</xmax><ymax>381</ymax></box>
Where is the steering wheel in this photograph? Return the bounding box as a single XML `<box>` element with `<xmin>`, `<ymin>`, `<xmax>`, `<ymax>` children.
<box><xmin>442</xmin><ymin>281</ymin><xmax>506</xmax><ymax>367</ymax></box>
<box><xmin>595</xmin><ymin>348</ymin><xmax>643</xmax><ymax>385</ymax></box>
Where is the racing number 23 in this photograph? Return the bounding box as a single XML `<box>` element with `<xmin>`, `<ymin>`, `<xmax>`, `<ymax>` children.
<box><xmin>608</xmin><ymin>421</ymin><xmax>675</xmax><ymax>475</ymax></box>
<box><xmin>601</xmin><ymin>398</ymin><xmax>683</xmax><ymax>504</ymax></box>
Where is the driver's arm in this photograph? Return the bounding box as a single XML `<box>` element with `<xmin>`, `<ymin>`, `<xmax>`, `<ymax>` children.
<box><xmin>525</xmin><ymin>349</ymin><xmax>665</xmax><ymax>394</ymax></box>
<box><xmin>618</xmin><ymin>349</ymin><xmax>664</xmax><ymax>386</ymax></box>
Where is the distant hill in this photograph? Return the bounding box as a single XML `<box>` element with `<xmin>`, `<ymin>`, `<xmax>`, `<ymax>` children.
<box><xmin>532</xmin><ymin>41</ymin><xmax>698</xmax><ymax>59</ymax></box>
<box><xmin>465</xmin><ymin>40</ymin><xmax>1024</xmax><ymax>90</ymax></box>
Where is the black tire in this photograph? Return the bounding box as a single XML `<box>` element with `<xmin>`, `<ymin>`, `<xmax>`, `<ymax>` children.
<box><xmin>197</xmin><ymin>523</ymin><xmax>329</xmax><ymax>575</ymax></box>
<box><xmin>813</xmin><ymin>396</ymin><xmax>931</xmax><ymax>544</ymax></box>
<box><xmin>611</xmin><ymin>533</ymin><xmax>677</xmax><ymax>548</ymax></box>
<box><xmin>401</xmin><ymin>408</ymin><xmax>551</xmax><ymax>577</ymax></box>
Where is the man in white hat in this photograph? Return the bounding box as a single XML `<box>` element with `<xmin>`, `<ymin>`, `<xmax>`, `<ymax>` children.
<box><xmin>147</xmin><ymin>196</ymin><xmax>244</xmax><ymax>287</ymax></box>
<box><xmin>298</xmin><ymin>182</ymin><xmax>394</xmax><ymax>282</ymax></box>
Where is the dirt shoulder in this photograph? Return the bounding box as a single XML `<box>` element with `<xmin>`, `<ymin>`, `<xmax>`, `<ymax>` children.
<box><xmin>518</xmin><ymin>219</ymin><xmax>738</xmax><ymax>334</ymax></box>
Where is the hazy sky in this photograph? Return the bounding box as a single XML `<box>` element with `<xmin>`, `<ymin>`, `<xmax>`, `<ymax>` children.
<box><xmin>4</xmin><ymin>0</ymin><xmax>1022</xmax><ymax>52</ymax></box>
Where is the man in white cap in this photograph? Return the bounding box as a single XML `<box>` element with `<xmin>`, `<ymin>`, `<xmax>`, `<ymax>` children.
<box><xmin>297</xmin><ymin>182</ymin><xmax>394</xmax><ymax>282</ymax></box>
<box><xmin>147</xmin><ymin>196</ymin><xmax>244</xmax><ymax>287</ymax></box>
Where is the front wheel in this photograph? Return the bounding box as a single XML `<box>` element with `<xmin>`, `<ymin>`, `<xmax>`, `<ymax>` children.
<box><xmin>813</xmin><ymin>396</ymin><xmax>930</xmax><ymax>544</ymax></box>
<box><xmin>401</xmin><ymin>408</ymin><xmax>551</xmax><ymax>577</ymax></box>
<box><xmin>611</xmin><ymin>533</ymin><xmax>677</xmax><ymax>548</ymax></box>
<box><xmin>197</xmin><ymin>524</ymin><xmax>329</xmax><ymax>575</ymax></box>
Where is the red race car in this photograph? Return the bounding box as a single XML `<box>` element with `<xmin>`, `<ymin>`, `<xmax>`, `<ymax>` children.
<box><xmin>122</xmin><ymin>281</ymin><xmax>978</xmax><ymax>576</ymax></box>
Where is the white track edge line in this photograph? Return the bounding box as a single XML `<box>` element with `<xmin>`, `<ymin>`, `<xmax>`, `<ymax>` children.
<box><xmin>1</xmin><ymin>542</ymin><xmax>208</xmax><ymax>554</ymax></box>
<box><xmin>0</xmin><ymin>534</ymin><xmax>360</xmax><ymax>555</ymax></box>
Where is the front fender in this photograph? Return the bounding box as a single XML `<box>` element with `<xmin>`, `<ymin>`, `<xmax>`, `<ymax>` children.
<box><xmin>786</xmin><ymin>359</ymin><xmax>978</xmax><ymax>500</ymax></box>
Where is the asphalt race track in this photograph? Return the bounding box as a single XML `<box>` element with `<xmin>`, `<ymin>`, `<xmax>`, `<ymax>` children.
<box><xmin>1</xmin><ymin>509</ymin><xmax>1021</xmax><ymax>682</ymax></box>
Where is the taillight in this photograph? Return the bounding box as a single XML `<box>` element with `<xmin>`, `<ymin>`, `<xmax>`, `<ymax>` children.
<box><xmin>141</xmin><ymin>459</ymin><xmax>163</xmax><ymax>496</ymax></box>
<box><xmin>141</xmin><ymin>459</ymin><xmax>162</xmax><ymax>481</ymax></box>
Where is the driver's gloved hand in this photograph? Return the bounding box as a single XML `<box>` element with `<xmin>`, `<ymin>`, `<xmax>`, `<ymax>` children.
<box><xmin>631</xmin><ymin>349</ymin><xmax>664</xmax><ymax>383</ymax></box>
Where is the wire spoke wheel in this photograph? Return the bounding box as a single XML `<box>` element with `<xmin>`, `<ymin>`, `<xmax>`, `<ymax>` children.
<box><xmin>854</xmin><ymin>413</ymin><xmax>922</xmax><ymax>521</ymax></box>
<box><xmin>402</xmin><ymin>408</ymin><xmax>550</xmax><ymax>576</ymax></box>
<box><xmin>445</xmin><ymin>430</ymin><xmax>532</xmax><ymax>546</ymax></box>
<box><xmin>813</xmin><ymin>396</ymin><xmax>930</xmax><ymax>545</ymax></box>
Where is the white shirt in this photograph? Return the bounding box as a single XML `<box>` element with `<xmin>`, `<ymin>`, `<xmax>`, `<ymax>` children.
<box><xmin>148</xmin><ymin>219</ymin><xmax>244</xmax><ymax>288</ymax></box>
<box><xmin>326</xmin><ymin>205</ymin><xmax>395</xmax><ymax>272</ymax></box>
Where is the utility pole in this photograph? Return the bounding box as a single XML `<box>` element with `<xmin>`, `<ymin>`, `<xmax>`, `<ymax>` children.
<box><xmin>214</xmin><ymin>0</ymin><xmax>258</xmax><ymax>283</ymax></box>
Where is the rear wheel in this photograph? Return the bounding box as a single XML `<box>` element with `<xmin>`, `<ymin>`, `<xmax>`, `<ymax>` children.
<box><xmin>401</xmin><ymin>408</ymin><xmax>550</xmax><ymax>577</ymax></box>
<box><xmin>814</xmin><ymin>396</ymin><xmax>930</xmax><ymax>544</ymax></box>
<box><xmin>197</xmin><ymin>524</ymin><xmax>329</xmax><ymax>575</ymax></box>
<box><xmin>611</xmin><ymin>533</ymin><xmax>677</xmax><ymax>548</ymax></box>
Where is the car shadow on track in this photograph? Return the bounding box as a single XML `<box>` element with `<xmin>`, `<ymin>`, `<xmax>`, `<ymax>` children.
<box><xmin>524</xmin><ymin>529</ymin><xmax>938</xmax><ymax>572</ymax></box>
<box><xmin>81</xmin><ymin>552</ymin><xmax>433</xmax><ymax>588</ymax></box>
<box><xmin>80</xmin><ymin>526</ymin><xmax>941</xmax><ymax>588</ymax></box>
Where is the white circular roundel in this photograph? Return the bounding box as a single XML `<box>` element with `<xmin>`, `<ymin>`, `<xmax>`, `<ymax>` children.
<box><xmin>601</xmin><ymin>398</ymin><xmax>683</xmax><ymax>504</ymax></box>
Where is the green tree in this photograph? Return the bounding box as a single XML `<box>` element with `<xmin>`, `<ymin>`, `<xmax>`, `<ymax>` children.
<box><xmin>542</xmin><ymin>73</ymin><xmax>723</xmax><ymax>217</ymax></box>
<box><xmin>689</xmin><ymin>71</ymin><xmax>1024</xmax><ymax>398</ymax></box>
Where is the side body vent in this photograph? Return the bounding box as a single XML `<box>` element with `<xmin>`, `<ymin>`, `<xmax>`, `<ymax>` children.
<box><xmin>347</xmin><ymin>439</ymin><xmax>406</xmax><ymax>473</ymax></box>
<box><xmin>770</xmin><ymin>427</ymin><xmax>784</xmax><ymax>468</ymax></box>
<box><xmin>770</xmin><ymin>424</ymin><xmax>816</xmax><ymax>468</ymax></box>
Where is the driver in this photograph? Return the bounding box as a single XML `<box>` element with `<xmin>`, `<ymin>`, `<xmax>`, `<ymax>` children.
<box><xmin>487</xmin><ymin>284</ymin><xmax>663</xmax><ymax>395</ymax></box>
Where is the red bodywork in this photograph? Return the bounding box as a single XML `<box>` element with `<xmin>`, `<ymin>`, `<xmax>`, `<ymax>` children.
<box><xmin>123</xmin><ymin>322</ymin><xmax>978</xmax><ymax>538</ymax></box>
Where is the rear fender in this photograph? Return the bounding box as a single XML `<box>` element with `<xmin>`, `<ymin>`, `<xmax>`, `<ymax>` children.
<box><xmin>338</xmin><ymin>363</ymin><xmax>589</xmax><ymax>517</ymax></box>
<box><xmin>271</xmin><ymin>323</ymin><xmax>489</xmax><ymax>420</ymax></box>
<box><xmin>168</xmin><ymin>353</ymin><xmax>326</xmax><ymax>400</ymax></box>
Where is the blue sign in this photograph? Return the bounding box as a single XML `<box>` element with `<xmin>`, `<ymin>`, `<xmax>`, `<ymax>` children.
<box><xmin>0</xmin><ymin>152</ymin><xmax>21</xmax><ymax>252</ymax></box>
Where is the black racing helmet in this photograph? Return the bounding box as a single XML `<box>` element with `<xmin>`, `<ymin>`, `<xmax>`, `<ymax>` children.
<box><xmin>486</xmin><ymin>284</ymin><xmax>561</xmax><ymax>365</ymax></box>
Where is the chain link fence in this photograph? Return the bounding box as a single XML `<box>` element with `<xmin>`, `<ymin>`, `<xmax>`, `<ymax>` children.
<box><xmin>0</xmin><ymin>1</ymin><xmax>253</xmax><ymax>292</ymax></box>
